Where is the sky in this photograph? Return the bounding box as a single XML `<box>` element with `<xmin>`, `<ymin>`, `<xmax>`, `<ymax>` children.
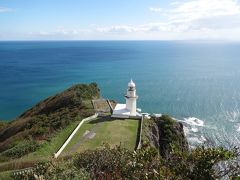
<box><xmin>1</xmin><ymin>0</ymin><xmax>240</xmax><ymax>40</ymax></box>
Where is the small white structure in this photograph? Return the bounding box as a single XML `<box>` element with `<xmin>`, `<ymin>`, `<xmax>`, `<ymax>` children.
<box><xmin>112</xmin><ymin>79</ymin><xmax>142</xmax><ymax>119</ymax></box>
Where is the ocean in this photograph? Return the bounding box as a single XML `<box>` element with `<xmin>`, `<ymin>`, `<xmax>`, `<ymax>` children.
<box><xmin>0</xmin><ymin>41</ymin><xmax>239</xmax><ymax>147</ymax></box>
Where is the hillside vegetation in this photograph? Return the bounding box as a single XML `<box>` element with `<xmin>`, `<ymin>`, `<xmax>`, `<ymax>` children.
<box><xmin>0</xmin><ymin>121</ymin><xmax>7</xmax><ymax>130</ymax></box>
<box><xmin>142</xmin><ymin>115</ymin><xmax>188</xmax><ymax>158</ymax></box>
<box><xmin>0</xmin><ymin>83</ymin><xmax>239</xmax><ymax>179</ymax></box>
<box><xmin>8</xmin><ymin>115</ymin><xmax>239</xmax><ymax>179</ymax></box>
<box><xmin>0</xmin><ymin>83</ymin><xmax>100</xmax><ymax>162</ymax></box>
<box><xmin>12</xmin><ymin>145</ymin><xmax>240</xmax><ymax>180</ymax></box>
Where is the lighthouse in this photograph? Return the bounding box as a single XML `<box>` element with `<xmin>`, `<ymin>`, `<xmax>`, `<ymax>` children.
<box><xmin>111</xmin><ymin>79</ymin><xmax>141</xmax><ymax>119</ymax></box>
<box><xmin>125</xmin><ymin>79</ymin><xmax>138</xmax><ymax>116</ymax></box>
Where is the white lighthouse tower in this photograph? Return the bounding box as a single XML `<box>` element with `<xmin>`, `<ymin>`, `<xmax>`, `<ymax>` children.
<box><xmin>125</xmin><ymin>79</ymin><xmax>138</xmax><ymax>116</ymax></box>
<box><xmin>111</xmin><ymin>79</ymin><xmax>141</xmax><ymax>119</ymax></box>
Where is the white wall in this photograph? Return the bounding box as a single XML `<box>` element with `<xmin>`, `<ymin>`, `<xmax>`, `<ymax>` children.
<box><xmin>54</xmin><ymin>113</ymin><xmax>98</xmax><ymax>158</ymax></box>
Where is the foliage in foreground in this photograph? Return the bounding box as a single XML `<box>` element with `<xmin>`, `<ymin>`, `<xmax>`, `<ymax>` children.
<box><xmin>12</xmin><ymin>145</ymin><xmax>240</xmax><ymax>180</ymax></box>
<box><xmin>0</xmin><ymin>139</ymin><xmax>39</xmax><ymax>161</ymax></box>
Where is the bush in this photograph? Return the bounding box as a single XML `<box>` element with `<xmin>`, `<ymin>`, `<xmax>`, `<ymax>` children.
<box><xmin>12</xmin><ymin>161</ymin><xmax>91</xmax><ymax>180</ymax></box>
<box><xmin>20</xmin><ymin>145</ymin><xmax>239</xmax><ymax>180</ymax></box>
<box><xmin>0</xmin><ymin>121</ymin><xmax>7</xmax><ymax>130</ymax></box>
<box><xmin>0</xmin><ymin>83</ymin><xmax>98</xmax><ymax>158</ymax></box>
<box><xmin>0</xmin><ymin>140</ymin><xmax>39</xmax><ymax>159</ymax></box>
<box><xmin>152</xmin><ymin>115</ymin><xmax>188</xmax><ymax>158</ymax></box>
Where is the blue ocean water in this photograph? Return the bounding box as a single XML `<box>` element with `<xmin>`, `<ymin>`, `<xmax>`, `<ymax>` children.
<box><xmin>0</xmin><ymin>41</ymin><xmax>239</xmax><ymax>146</ymax></box>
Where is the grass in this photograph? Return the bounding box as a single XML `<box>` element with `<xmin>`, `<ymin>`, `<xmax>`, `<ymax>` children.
<box><xmin>0</xmin><ymin>116</ymin><xmax>139</xmax><ymax>172</ymax></box>
<box><xmin>23</xmin><ymin>120</ymin><xmax>80</xmax><ymax>161</ymax></box>
<box><xmin>0</xmin><ymin>121</ymin><xmax>80</xmax><ymax>172</ymax></box>
<box><xmin>0</xmin><ymin>171</ymin><xmax>13</xmax><ymax>180</ymax></box>
<box><xmin>82</xmin><ymin>100</ymin><xmax>94</xmax><ymax>109</ymax></box>
<box><xmin>0</xmin><ymin>120</ymin><xmax>80</xmax><ymax>171</ymax></box>
<box><xmin>63</xmin><ymin>117</ymin><xmax>139</xmax><ymax>154</ymax></box>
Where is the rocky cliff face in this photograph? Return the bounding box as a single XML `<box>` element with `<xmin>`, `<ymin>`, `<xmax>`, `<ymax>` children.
<box><xmin>142</xmin><ymin>115</ymin><xmax>188</xmax><ymax>159</ymax></box>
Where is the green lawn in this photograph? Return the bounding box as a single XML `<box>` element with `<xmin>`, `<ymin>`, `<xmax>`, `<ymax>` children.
<box><xmin>64</xmin><ymin>117</ymin><xmax>139</xmax><ymax>154</ymax></box>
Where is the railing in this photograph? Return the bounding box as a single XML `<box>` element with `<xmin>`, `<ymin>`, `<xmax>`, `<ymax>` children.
<box><xmin>54</xmin><ymin>113</ymin><xmax>98</xmax><ymax>158</ymax></box>
<box><xmin>13</xmin><ymin>167</ymin><xmax>34</xmax><ymax>176</ymax></box>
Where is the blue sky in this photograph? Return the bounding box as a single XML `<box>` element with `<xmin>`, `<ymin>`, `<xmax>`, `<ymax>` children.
<box><xmin>1</xmin><ymin>0</ymin><xmax>240</xmax><ymax>40</ymax></box>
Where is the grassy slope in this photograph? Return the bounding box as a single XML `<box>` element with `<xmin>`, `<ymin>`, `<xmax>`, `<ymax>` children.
<box><xmin>24</xmin><ymin>100</ymin><xmax>93</xmax><ymax>161</ymax></box>
<box><xmin>23</xmin><ymin>120</ymin><xmax>80</xmax><ymax>161</ymax></box>
<box><xmin>0</xmin><ymin>121</ymin><xmax>7</xmax><ymax>131</ymax></box>
<box><xmin>63</xmin><ymin>117</ymin><xmax>139</xmax><ymax>154</ymax></box>
<box><xmin>0</xmin><ymin>120</ymin><xmax>80</xmax><ymax>173</ymax></box>
<box><xmin>0</xmin><ymin>117</ymin><xmax>139</xmax><ymax>173</ymax></box>
<box><xmin>0</xmin><ymin>83</ymin><xmax>99</xmax><ymax>165</ymax></box>
<box><xmin>0</xmin><ymin>83</ymin><xmax>99</xmax><ymax>150</ymax></box>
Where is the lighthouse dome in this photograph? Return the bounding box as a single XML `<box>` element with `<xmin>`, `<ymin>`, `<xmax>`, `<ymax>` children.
<box><xmin>128</xmin><ymin>79</ymin><xmax>136</xmax><ymax>88</ymax></box>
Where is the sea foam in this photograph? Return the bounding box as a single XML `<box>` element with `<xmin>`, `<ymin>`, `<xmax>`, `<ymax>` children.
<box><xmin>177</xmin><ymin>117</ymin><xmax>206</xmax><ymax>147</ymax></box>
<box><xmin>236</xmin><ymin>124</ymin><xmax>240</xmax><ymax>132</ymax></box>
<box><xmin>183</xmin><ymin>117</ymin><xmax>204</xmax><ymax>126</ymax></box>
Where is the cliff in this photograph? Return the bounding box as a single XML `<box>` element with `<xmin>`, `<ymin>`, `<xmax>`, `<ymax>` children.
<box><xmin>142</xmin><ymin>115</ymin><xmax>188</xmax><ymax>158</ymax></box>
<box><xmin>0</xmin><ymin>83</ymin><xmax>189</xmax><ymax>165</ymax></box>
<box><xmin>19</xmin><ymin>83</ymin><xmax>100</xmax><ymax>119</ymax></box>
<box><xmin>0</xmin><ymin>83</ymin><xmax>100</xmax><ymax>159</ymax></box>
<box><xmin>0</xmin><ymin>85</ymin><xmax>237</xmax><ymax>179</ymax></box>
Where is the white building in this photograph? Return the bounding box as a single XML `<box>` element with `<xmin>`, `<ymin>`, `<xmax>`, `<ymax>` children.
<box><xmin>111</xmin><ymin>79</ymin><xmax>142</xmax><ymax>119</ymax></box>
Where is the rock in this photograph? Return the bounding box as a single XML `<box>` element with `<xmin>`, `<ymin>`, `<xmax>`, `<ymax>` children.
<box><xmin>143</xmin><ymin>115</ymin><xmax>189</xmax><ymax>159</ymax></box>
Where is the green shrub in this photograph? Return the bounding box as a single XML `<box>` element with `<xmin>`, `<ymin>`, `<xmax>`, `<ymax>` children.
<box><xmin>0</xmin><ymin>140</ymin><xmax>39</xmax><ymax>159</ymax></box>
<box><xmin>20</xmin><ymin>145</ymin><xmax>239</xmax><ymax>180</ymax></box>
<box><xmin>0</xmin><ymin>121</ymin><xmax>7</xmax><ymax>130</ymax></box>
<box><xmin>12</xmin><ymin>161</ymin><xmax>91</xmax><ymax>180</ymax></box>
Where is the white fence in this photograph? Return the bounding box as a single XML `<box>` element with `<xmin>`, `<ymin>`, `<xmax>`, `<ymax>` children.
<box><xmin>54</xmin><ymin>113</ymin><xmax>98</xmax><ymax>158</ymax></box>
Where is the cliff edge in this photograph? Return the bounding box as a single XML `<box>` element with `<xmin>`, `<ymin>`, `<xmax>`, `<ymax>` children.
<box><xmin>142</xmin><ymin>115</ymin><xmax>188</xmax><ymax>158</ymax></box>
<box><xmin>0</xmin><ymin>83</ymin><xmax>100</xmax><ymax>160</ymax></box>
